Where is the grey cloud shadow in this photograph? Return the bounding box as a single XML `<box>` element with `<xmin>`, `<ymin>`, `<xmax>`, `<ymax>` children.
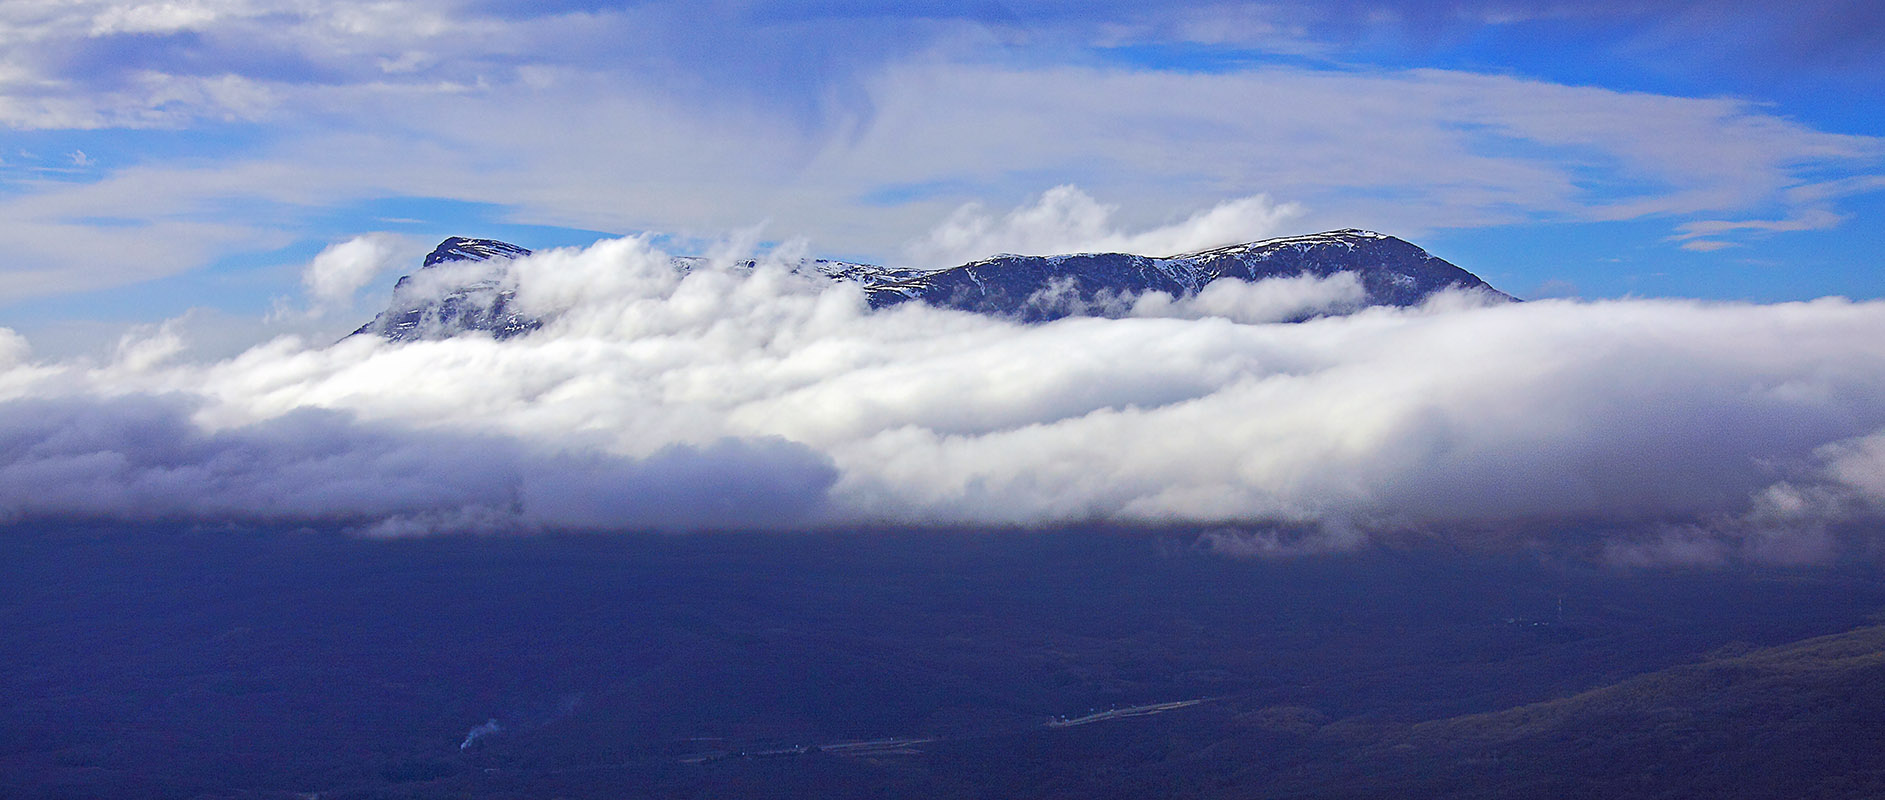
<box><xmin>0</xmin><ymin>394</ymin><xmax>837</xmax><ymax>532</ymax></box>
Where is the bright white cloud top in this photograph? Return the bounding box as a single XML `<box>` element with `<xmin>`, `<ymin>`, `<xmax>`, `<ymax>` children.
<box><xmin>2</xmin><ymin>238</ymin><xmax>1882</xmax><ymax>565</ymax></box>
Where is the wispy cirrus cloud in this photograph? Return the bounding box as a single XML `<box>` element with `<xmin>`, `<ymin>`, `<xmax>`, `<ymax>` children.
<box><xmin>1</xmin><ymin>58</ymin><xmax>1875</xmax><ymax>305</ymax></box>
<box><xmin>0</xmin><ymin>0</ymin><xmax>1879</xmax><ymax>322</ymax></box>
<box><xmin>1670</xmin><ymin>209</ymin><xmax>1850</xmax><ymax>252</ymax></box>
<box><xmin>4</xmin><ymin>0</ymin><xmax>1878</xmax><ymax>130</ymax></box>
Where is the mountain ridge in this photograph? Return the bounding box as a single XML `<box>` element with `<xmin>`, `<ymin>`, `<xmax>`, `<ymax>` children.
<box><xmin>352</xmin><ymin>230</ymin><xmax>1515</xmax><ymax>341</ymax></box>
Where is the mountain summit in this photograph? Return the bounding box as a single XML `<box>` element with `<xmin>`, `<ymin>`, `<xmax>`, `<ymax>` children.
<box><xmin>353</xmin><ymin>230</ymin><xmax>1513</xmax><ymax>342</ymax></box>
<box><xmin>864</xmin><ymin>229</ymin><xmax>1512</xmax><ymax>322</ymax></box>
<box><xmin>349</xmin><ymin>237</ymin><xmax>540</xmax><ymax>340</ymax></box>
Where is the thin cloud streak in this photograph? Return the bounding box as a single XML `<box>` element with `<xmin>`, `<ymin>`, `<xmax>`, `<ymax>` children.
<box><xmin>3</xmin><ymin>61</ymin><xmax>1875</xmax><ymax>301</ymax></box>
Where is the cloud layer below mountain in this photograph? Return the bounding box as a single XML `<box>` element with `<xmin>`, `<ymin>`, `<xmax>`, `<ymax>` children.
<box><xmin>3</xmin><ymin>237</ymin><xmax>1883</xmax><ymax>563</ymax></box>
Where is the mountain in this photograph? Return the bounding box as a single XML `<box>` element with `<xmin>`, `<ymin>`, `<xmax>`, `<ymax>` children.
<box><xmin>865</xmin><ymin>230</ymin><xmax>1512</xmax><ymax>321</ymax></box>
<box><xmin>353</xmin><ymin>230</ymin><xmax>1513</xmax><ymax>342</ymax></box>
<box><xmin>350</xmin><ymin>237</ymin><xmax>541</xmax><ymax>341</ymax></box>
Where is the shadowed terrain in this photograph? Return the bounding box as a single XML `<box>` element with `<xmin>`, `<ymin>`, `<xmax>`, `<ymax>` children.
<box><xmin>5</xmin><ymin>524</ymin><xmax>1885</xmax><ymax>798</ymax></box>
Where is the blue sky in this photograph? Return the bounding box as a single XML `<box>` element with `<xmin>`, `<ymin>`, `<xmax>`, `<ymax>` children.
<box><xmin>1</xmin><ymin>0</ymin><xmax>1881</xmax><ymax>352</ymax></box>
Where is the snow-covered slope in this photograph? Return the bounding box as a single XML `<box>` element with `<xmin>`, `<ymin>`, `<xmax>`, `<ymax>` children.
<box><xmin>353</xmin><ymin>230</ymin><xmax>1514</xmax><ymax>342</ymax></box>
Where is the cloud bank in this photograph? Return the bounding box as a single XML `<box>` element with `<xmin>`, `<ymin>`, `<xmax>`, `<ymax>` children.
<box><xmin>3</xmin><ymin>236</ymin><xmax>1884</xmax><ymax>562</ymax></box>
<box><xmin>0</xmin><ymin>394</ymin><xmax>835</xmax><ymax>534</ymax></box>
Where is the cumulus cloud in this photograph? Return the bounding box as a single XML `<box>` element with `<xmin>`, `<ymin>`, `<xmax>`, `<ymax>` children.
<box><xmin>300</xmin><ymin>233</ymin><xmax>414</xmax><ymax>310</ymax></box>
<box><xmin>2</xmin><ymin>235</ymin><xmax>1884</xmax><ymax>561</ymax></box>
<box><xmin>0</xmin><ymin>330</ymin><xmax>30</xmax><ymax>368</ymax></box>
<box><xmin>905</xmin><ymin>186</ymin><xmax>1305</xmax><ymax>266</ymax></box>
<box><xmin>1645</xmin><ymin>429</ymin><xmax>1885</xmax><ymax>565</ymax></box>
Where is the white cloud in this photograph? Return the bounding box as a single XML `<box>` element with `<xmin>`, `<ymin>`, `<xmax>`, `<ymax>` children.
<box><xmin>1</xmin><ymin>43</ymin><xmax>1878</xmax><ymax>297</ymax></box>
<box><xmin>0</xmin><ymin>215</ymin><xmax>283</xmax><ymax>301</ymax></box>
<box><xmin>904</xmin><ymin>185</ymin><xmax>1304</xmax><ymax>266</ymax></box>
<box><xmin>1671</xmin><ymin>207</ymin><xmax>1849</xmax><ymax>251</ymax></box>
<box><xmin>2</xmin><ymin>236</ymin><xmax>1883</xmax><ymax>560</ymax></box>
<box><xmin>111</xmin><ymin>318</ymin><xmax>188</xmax><ymax>371</ymax></box>
<box><xmin>0</xmin><ymin>329</ymin><xmax>30</xmax><ymax>368</ymax></box>
<box><xmin>1128</xmin><ymin>272</ymin><xmax>1370</xmax><ymax>324</ymax></box>
<box><xmin>300</xmin><ymin>233</ymin><xmax>414</xmax><ymax>309</ymax></box>
<box><xmin>89</xmin><ymin>1</ymin><xmax>226</xmax><ymax>36</ymax></box>
<box><xmin>1823</xmin><ymin>432</ymin><xmax>1885</xmax><ymax>503</ymax></box>
<box><xmin>0</xmin><ymin>52</ymin><xmax>279</xmax><ymax>130</ymax></box>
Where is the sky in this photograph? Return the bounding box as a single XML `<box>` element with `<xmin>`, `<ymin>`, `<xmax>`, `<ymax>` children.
<box><xmin>0</xmin><ymin>0</ymin><xmax>1880</xmax><ymax>352</ymax></box>
<box><xmin>1</xmin><ymin>1</ymin><xmax>1884</xmax><ymax>561</ymax></box>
